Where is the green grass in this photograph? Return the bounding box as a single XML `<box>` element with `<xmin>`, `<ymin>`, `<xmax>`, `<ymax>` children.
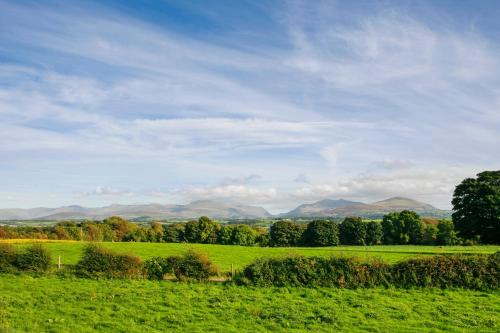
<box><xmin>0</xmin><ymin>275</ymin><xmax>499</xmax><ymax>332</ymax></box>
<box><xmin>4</xmin><ymin>240</ymin><xmax>500</xmax><ymax>272</ymax></box>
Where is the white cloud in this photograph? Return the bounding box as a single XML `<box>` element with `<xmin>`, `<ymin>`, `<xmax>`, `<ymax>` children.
<box><xmin>74</xmin><ymin>186</ymin><xmax>135</xmax><ymax>198</ymax></box>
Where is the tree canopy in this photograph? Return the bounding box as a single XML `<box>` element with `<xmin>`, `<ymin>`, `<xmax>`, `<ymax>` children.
<box><xmin>452</xmin><ymin>171</ymin><xmax>500</xmax><ymax>244</ymax></box>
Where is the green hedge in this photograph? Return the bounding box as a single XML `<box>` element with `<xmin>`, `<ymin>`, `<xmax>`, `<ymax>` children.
<box><xmin>0</xmin><ymin>244</ymin><xmax>52</xmax><ymax>272</ymax></box>
<box><xmin>143</xmin><ymin>250</ymin><xmax>219</xmax><ymax>282</ymax></box>
<box><xmin>236</xmin><ymin>252</ymin><xmax>500</xmax><ymax>289</ymax></box>
<box><xmin>76</xmin><ymin>244</ymin><xmax>142</xmax><ymax>278</ymax></box>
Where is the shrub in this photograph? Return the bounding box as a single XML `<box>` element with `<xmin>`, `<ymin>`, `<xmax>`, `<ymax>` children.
<box><xmin>237</xmin><ymin>252</ymin><xmax>499</xmax><ymax>289</ymax></box>
<box><xmin>15</xmin><ymin>244</ymin><xmax>52</xmax><ymax>272</ymax></box>
<box><xmin>391</xmin><ymin>254</ymin><xmax>499</xmax><ymax>289</ymax></box>
<box><xmin>0</xmin><ymin>244</ymin><xmax>18</xmax><ymax>272</ymax></box>
<box><xmin>143</xmin><ymin>256</ymin><xmax>172</xmax><ymax>280</ymax></box>
<box><xmin>143</xmin><ymin>250</ymin><xmax>219</xmax><ymax>282</ymax></box>
<box><xmin>302</xmin><ymin>220</ymin><xmax>339</xmax><ymax>246</ymax></box>
<box><xmin>237</xmin><ymin>255</ymin><xmax>392</xmax><ymax>288</ymax></box>
<box><xmin>76</xmin><ymin>244</ymin><xmax>142</xmax><ymax>278</ymax></box>
<box><xmin>169</xmin><ymin>250</ymin><xmax>219</xmax><ymax>282</ymax></box>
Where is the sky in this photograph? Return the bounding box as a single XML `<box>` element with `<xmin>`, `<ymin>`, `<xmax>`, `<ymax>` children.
<box><xmin>1</xmin><ymin>0</ymin><xmax>500</xmax><ymax>213</ymax></box>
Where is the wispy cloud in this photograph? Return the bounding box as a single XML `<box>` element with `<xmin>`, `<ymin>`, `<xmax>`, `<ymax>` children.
<box><xmin>0</xmin><ymin>1</ymin><xmax>499</xmax><ymax>210</ymax></box>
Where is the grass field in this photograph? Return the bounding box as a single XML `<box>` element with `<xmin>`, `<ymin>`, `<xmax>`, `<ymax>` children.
<box><xmin>0</xmin><ymin>275</ymin><xmax>499</xmax><ymax>332</ymax></box>
<box><xmin>3</xmin><ymin>239</ymin><xmax>499</xmax><ymax>272</ymax></box>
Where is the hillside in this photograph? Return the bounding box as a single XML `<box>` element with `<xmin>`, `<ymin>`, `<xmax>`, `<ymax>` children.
<box><xmin>280</xmin><ymin>199</ymin><xmax>364</xmax><ymax>217</ymax></box>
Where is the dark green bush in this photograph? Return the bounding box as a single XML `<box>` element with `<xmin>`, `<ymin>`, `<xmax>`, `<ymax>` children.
<box><xmin>15</xmin><ymin>244</ymin><xmax>52</xmax><ymax>272</ymax></box>
<box><xmin>169</xmin><ymin>250</ymin><xmax>219</xmax><ymax>282</ymax></box>
<box><xmin>0</xmin><ymin>244</ymin><xmax>18</xmax><ymax>272</ymax></box>
<box><xmin>76</xmin><ymin>244</ymin><xmax>142</xmax><ymax>278</ymax></box>
<box><xmin>143</xmin><ymin>250</ymin><xmax>219</xmax><ymax>282</ymax></box>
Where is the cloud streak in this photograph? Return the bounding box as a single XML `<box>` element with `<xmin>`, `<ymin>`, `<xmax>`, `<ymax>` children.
<box><xmin>0</xmin><ymin>1</ymin><xmax>499</xmax><ymax>210</ymax></box>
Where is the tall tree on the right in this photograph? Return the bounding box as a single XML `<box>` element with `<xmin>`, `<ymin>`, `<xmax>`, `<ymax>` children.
<box><xmin>452</xmin><ymin>171</ymin><xmax>500</xmax><ymax>244</ymax></box>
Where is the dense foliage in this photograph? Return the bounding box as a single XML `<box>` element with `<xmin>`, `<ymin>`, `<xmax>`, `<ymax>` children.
<box><xmin>237</xmin><ymin>252</ymin><xmax>500</xmax><ymax>289</ymax></box>
<box><xmin>0</xmin><ymin>212</ymin><xmax>467</xmax><ymax>247</ymax></box>
<box><xmin>143</xmin><ymin>250</ymin><xmax>219</xmax><ymax>281</ymax></box>
<box><xmin>452</xmin><ymin>170</ymin><xmax>500</xmax><ymax>244</ymax></box>
<box><xmin>269</xmin><ymin>220</ymin><xmax>305</xmax><ymax>247</ymax></box>
<box><xmin>340</xmin><ymin>217</ymin><xmax>367</xmax><ymax>245</ymax></box>
<box><xmin>0</xmin><ymin>244</ymin><xmax>51</xmax><ymax>272</ymax></box>
<box><xmin>76</xmin><ymin>244</ymin><xmax>142</xmax><ymax>278</ymax></box>
<box><xmin>301</xmin><ymin>220</ymin><xmax>339</xmax><ymax>246</ymax></box>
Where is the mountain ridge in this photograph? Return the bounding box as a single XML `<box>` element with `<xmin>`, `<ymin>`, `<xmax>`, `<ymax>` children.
<box><xmin>0</xmin><ymin>197</ymin><xmax>451</xmax><ymax>220</ymax></box>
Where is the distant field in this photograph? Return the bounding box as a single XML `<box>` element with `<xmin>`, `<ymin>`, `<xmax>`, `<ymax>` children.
<box><xmin>0</xmin><ymin>275</ymin><xmax>499</xmax><ymax>332</ymax></box>
<box><xmin>3</xmin><ymin>239</ymin><xmax>499</xmax><ymax>272</ymax></box>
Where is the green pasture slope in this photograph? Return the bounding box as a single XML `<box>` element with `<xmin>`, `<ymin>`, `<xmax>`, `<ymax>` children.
<box><xmin>5</xmin><ymin>240</ymin><xmax>500</xmax><ymax>272</ymax></box>
<box><xmin>0</xmin><ymin>275</ymin><xmax>499</xmax><ymax>332</ymax></box>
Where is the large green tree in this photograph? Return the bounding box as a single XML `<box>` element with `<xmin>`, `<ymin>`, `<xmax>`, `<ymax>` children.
<box><xmin>381</xmin><ymin>210</ymin><xmax>422</xmax><ymax>245</ymax></box>
<box><xmin>452</xmin><ymin>171</ymin><xmax>500</xmax><ymax>244</ymax></box>
<box><xmin>340</xmin><ymin>217</ymin><xmax>367</xmax><ymax>245</ymax></box>
<box><xmin>269</xmin><ymin>221</ymin><xmax>304</xmax><ymax>247</ymax></box>
<box><xmin>302</xmin><ymin>220</ymin><xmax>339</xmax><ymax>246</ymax></box>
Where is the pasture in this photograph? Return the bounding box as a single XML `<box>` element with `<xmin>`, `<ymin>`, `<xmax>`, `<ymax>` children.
<box><xmin>0</xmin><ymin>275</ymin><xmax>499</xmax><ymax>332</ymax></box>
<box><xmin>3</xmin><ymin>239</ymin><xmax>499</xmax><ymax>272</ymax></box>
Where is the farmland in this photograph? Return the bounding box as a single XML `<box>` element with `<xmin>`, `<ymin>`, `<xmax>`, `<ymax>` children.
<box><xmin>3</xmin><ymin>240</ymin><xmax>500</xmax><ymax>272</ymax></box>
<box><xmin>1</xmin><ymin>240</ymin><xmax>499</xmax><ymax>332</ymax></box>
<box><xmin>1</xmin><ymin>274</ymin><xmax>499</xmax><ymax>332</ymax></box>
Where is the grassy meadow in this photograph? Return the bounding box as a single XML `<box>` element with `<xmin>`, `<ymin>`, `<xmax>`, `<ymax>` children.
<box><xmin>0</xmin><ymin>275</ymin><xmax>499</xmax><ymax>332</ymax></box>
<box><xmin>1</xmin><ymin>240</ymin><xmax>499</xmax><ymax>332</ymax></box>
<box><xmin>3</xmin><ymin>239</ymin><xmax>500</xmax><ymax>272</ymax></box>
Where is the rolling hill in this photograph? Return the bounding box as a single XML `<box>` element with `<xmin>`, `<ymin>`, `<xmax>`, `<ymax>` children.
<box><xmin>283</xmin><ymin>197</ymin><xmax>451</xmax><ymax>218</ymax></box>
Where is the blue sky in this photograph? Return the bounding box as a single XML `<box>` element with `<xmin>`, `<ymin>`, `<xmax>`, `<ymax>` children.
<box><xmin>1</xmin><ymin>0</ymin><xmax>500</xmax><ymax>212</ymax></box>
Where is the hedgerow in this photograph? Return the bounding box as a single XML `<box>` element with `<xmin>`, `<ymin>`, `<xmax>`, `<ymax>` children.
<box><xmin>143</xmin><ymin>250</ymin><xmax>219</xmax><ymax>282</ymax></box>
<box><xmin>0</xmin><ymin>244</ymin><xmax>51</xmax><ymax>272</ymax></box>
<box><xmin>236</xmin><ymin>252</ymin><xmax>500</xmax><ymax>289</ymax></box>
<box><xmin>76</xmin><ymin>244</ymin><xmax>142</xmax><ymax>278</ymax></box>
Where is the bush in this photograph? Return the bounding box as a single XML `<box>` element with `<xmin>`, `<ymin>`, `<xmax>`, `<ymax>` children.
<box><xmin>391</xmin><ymin>254</ymin><xmax>498</xmax><ymax>289</ymax></box>
<box><xmin>76</xmin><ymin>244</ymin><xmax>142</xmax><ymax>278</ymax></box>
<box><xmin>237</xmin><ymin>255</ymin><xmax>392</xmax><ymax>288</ymax></box>
<box><xmin>169</xmin><ymin>250</ymin><xmax>219</xmax><ymax>282</ymax></box>
<box><xmin>16</xmin><ymin>244</ymin><xmax>52</xmax><ymax>272</ymax></box>
<box><xmin>237</xmin><ymin>252</ymin><xmax>500</xmax><ymax>289</ymax></box>
<box><xmin>0</xmin><ymin>243</ymin><xmax>18</xmax><ymax>272</ymax></box>
<box><xmin>143</xmin><ymin>250</ymin><xmax>219</xmax><ymax>282</ymax></box>
<box><xmin>143</xmin><ymin>256</ymin><xmax>173</xmax><ymax>280</ymax></box>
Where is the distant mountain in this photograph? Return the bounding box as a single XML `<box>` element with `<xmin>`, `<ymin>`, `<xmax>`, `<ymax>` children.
<box><xmin>280</xmin><ymin>199</ymin><xmax>364</xmax><ymax>217</ymax></box>
<box><xmin>282</xmin><ymin>197</ymin><xmax>451</xmax><ymax>218</ymax></box>
<box><xmin>0</xmin><ymin>200</ymin><xmax>271</xmax><ymax>220</ymax></box>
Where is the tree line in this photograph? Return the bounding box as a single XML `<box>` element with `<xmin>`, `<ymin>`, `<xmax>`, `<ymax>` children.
<box><xmin>0</xmin><ymin>211</ymin><xmax>461</xmax><ymax>246</ymax></box>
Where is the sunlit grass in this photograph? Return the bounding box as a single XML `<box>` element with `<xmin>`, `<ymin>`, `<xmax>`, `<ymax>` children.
<box><xmin>0</xmin><ymin>275</ymin><xmax>499</xmax><ymax>332</ymax></box>
<box><xmin>3</xmin><ymin>239</ymin><xmax>499</xmax><ymax>272</ymax></box>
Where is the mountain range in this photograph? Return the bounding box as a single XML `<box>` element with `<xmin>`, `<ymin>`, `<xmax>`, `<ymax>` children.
<box><xmin>0</xmin><ymin>197</ymin><xmax>451</xmax><ymax>221</ymax></box>
<box><xmin>280</xmin><ymin>197</ymin><xmax>450</xmax><ymax>218</ymax></box>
